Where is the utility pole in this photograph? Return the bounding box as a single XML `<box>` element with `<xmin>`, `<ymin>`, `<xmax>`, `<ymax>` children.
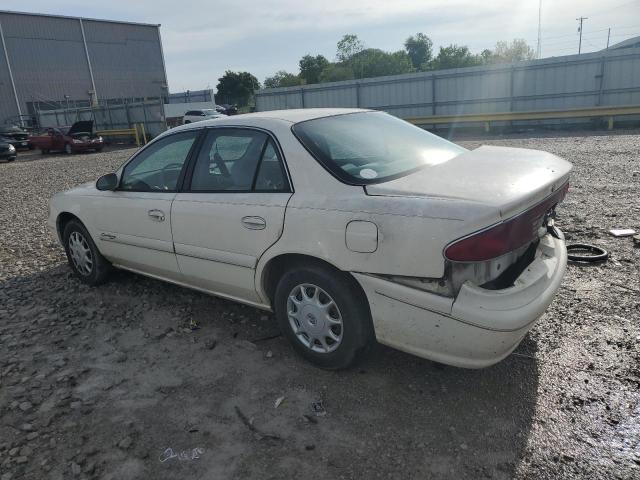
<box><xmin>536</xmin><ymin>0</ymin><xmax>542</xmax><ymax>59</ymax></box>
<box><xmin>576</xmin><ymin>16</ymin><xmax>588</xmax><ymax>54</ymax></box>
<box><xmin>606</xmin><ymin>27</ymin><xmax>611</xmax><ymax>49</ymax></box>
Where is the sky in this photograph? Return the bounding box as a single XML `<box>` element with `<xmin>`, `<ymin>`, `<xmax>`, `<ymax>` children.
<box><xmin>2</xmin><ymin>0</ymin><xmax>639</xmax><ymax>93</ymax></box>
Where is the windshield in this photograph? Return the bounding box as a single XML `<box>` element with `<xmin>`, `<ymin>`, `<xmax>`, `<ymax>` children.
<box><xmin>292</xmin><ymin>111</ymin><xmax>466</xmax><ymax>184</ymax></box>
<box><xmin>202</xmin><ymin>109</ymin><xmax>218</xmax><ymax>116</ymax></box>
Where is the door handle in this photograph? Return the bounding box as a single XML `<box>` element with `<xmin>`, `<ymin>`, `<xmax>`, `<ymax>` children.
<box><xmin>241</xmin><ymin>216</ymin><xmax>266</xmax><ymax>230</ymax></box>
<box><xmin>148</xmin><ymin>209</ymin><xmax>166</xmax><ymax>222</ymax></box>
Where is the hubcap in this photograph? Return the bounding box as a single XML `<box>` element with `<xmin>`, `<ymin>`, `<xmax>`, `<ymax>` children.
<box><xmin>287</xmin><ymin>283</ymin><xmax>343</xmax><ymax>353</ymax></box>
<box><xmin>68</xmin><ymin>231</ymin><xmax>93</xmax><ymax>276</ymax></box>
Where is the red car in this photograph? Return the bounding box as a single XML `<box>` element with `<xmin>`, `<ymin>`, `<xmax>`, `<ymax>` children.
<box><xmin>30</xmin><ymin>121</ymin><xmax>104</xmax><ymax>154</ymax></box>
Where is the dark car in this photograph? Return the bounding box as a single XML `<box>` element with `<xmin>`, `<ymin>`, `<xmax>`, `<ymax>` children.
<box><xmin>29</xmin><ymin>121</ymin><xmax>104</xmax><ymax>154</ymax></box>
<box><xmin>216</xmin><ymin>104</ymin><xmax>238</xmax><ymax>115</ymax></box>
<box><xmin>0</xmin><ymin>125</ymin><xmax>31</xmax><ymax>150</ymax></box>
<box><xmin>0</xmin><ymin>136</ymin><xmax>17</xmax><ymax>162</ymax></box>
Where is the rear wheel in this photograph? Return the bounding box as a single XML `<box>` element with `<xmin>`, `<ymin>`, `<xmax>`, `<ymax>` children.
<box><xmin>62</xmin><ymin>219</ymin><xmax>111</xmax><ymax>285</ymax></box>
<box><xmin>274</xmin><ymin>263</ymin><xmax>373</xmax><ymax>369</ymax></box>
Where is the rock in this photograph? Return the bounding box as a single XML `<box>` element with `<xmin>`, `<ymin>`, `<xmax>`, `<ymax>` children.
<box><xmin>236</xmin><ymin>340</ymin><xmax>257</xmax><ymax>351</ymax></box>
<box><xmin>204</xmin><ymin>338</ymin><xmax>217</xmax><ymax>350</ymax></box>
<box><xmin>265</xmin><ymin>350</ymin><xmax>273</xmax><ymax>358</ymax></box>
<box><xmin>18</xmin><ymin>401</ymin><xmax>32</xmax><ymax>411</ymax></box>
<box><xmin>84</xmin><ymin>461</ymin><xmax>96</xmax><ymax>474</ymax></box>
<box><xmin>26</xmin><ymin>432</ymin><xmax>39</xmax><ymax>441</ymax></box>
<box><xmin>118</xmin><ymin>436</ymin><xmax>133</xmax><ymax>450</ymax></box>
<box><xmin>15</xmin><ymin>456</ymin><xmax>28</xmax><ymax>464</ymax></box>
<box><xmin>114</xmin><ymin>351</ymin><xmax>128</xmax><ymax>363</ymax></box>
<box><xmin>19</xmin><ymin>446</ymin><xmax>32</xmax><ymax>457</ymax></box>
<box><xmin>71</xmin><ymin>461</ymin><xmax>81</xmax><ymax>475</ymax></box>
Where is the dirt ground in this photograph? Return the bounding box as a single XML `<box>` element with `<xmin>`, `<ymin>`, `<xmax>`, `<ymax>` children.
<box><xmin>0</xmin><ymin>131</ymin><xmax>638</xmax><ymax>480</ymax></box>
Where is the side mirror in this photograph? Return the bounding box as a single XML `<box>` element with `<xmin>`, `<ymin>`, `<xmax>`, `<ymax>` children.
<box><xmin>96</xmin><ymin>173</ymin><xmax>118</xmax><ymax>191</ymax></box>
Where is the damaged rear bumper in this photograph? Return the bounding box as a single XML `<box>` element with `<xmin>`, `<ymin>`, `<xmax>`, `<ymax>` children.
<box><xmin>353</xmin><ymin>230</ymin><xmax>567</xmax><ymax>368</ymax></box>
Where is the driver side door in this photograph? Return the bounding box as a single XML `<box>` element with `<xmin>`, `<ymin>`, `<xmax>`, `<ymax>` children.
<box><xmin>91</xmin><ymin>129</ymin><xmax>201</xmax><ymax>279</ymax></box>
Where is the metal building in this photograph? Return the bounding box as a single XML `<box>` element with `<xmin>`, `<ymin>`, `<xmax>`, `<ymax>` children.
<box><xmin>0</xmin><ymin>10</ymin><xmax>168</xmax><ymax>124</ymax></box>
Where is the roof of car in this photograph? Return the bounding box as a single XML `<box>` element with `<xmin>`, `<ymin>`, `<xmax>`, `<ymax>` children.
<box><xmin>162</xmin><ymin>108</ymin><xmax>374</xmax><ymax>139</ymax></box>
<box><xmin>182</xmin><ymin>108</ymin><xmax>370</xmax><ymax>127</ymax></box>
<box><xmin>236</xmin><ymin>108</ymin><xmax>371</xmax><ymax>123</ymax></box>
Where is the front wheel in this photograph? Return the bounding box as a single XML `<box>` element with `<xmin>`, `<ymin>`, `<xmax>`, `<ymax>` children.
<box><xmin>63</xmin><ymin>219</ymin><xmax>111</xmax><ymax>285</ymax></box>
<box><xmin>274</xmin><ymin>263</ymin><xmax>373</xmax><ymax>369</ymax></box>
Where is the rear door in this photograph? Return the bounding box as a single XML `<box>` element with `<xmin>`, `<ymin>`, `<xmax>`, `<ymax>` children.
<box><xmin>92</xmin><ymin>129</ymin><xmax>201</xmax><ymax>279</ymax></box>
<box><xmin>171</xmin><ymin>127</ymin><xmax>292</xmax><ymax>303</ymax></box>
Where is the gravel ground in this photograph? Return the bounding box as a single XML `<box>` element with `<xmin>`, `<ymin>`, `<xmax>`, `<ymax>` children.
<box><xmin>0</xmin><ymin>132</ymin><xmax>638</xmax><ymax>480</ymax></box>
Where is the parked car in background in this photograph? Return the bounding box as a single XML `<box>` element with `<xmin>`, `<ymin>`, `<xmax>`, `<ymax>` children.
<box><xmin>30</xmin><ymin>121</ymin><xmax>104</xmax><ymax>154</ymax></box>
<box><xmin>216</xmin><ymin>104</ymin><xmax>238</xmax><ymax>115</ymax></box>
<box><xmin>48</xmin><ymin>109</ymin><xmax>571</xmax><ymax>370</ymax></box>
<box><xmin>0</xmin><ymin>136</ymin><xmax>17</xmax><ymax>162</ymax></box>
<box><xmin>182</xmin><ymin>109</ymin><xmax>225</xmax><ymax>124</ymax></box>
<box><xmin>0</xmin><ymin>125</ymin><xmax>31</xmax><ymax>150</ymax></box>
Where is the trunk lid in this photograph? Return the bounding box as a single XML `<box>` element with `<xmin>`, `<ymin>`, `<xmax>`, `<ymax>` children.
<box><xmin>365</xmin><ymin>145</ymin><xmax>572</xmax><ymax>220</ymax></box>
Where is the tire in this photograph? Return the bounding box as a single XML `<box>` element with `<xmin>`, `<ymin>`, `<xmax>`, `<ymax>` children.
<box><xmin>64</xmin><ymin>144</ymin><xmax>73</xmax><ymax>155</ymax></box>
<box><xmin>41</xmin><ymin>149</ymin><xmax>49</xmax><ymax>155</ymax></box>
<box><xmin>184</xmin><ymin>120</ymin><xmax>191</xmax><ymax>124</ymax></box>
<box><xmin>62</xmin><ymin>219</ymin><xmax>111</xmax><ymax>286</ymax></box>
<box><xmin>7</xmin><ymin>157</ymin><xmax>16</xmax><ymax>162</ymax></box>
<box><xmin>273</xmin><ymin>263</ymin><xmax>373</xmax><ymax>369</ymax></box>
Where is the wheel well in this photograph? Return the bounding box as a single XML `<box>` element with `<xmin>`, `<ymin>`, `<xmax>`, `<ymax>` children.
<box><xmin>261</xmin><ymin>254</ymin><xmax>347</xmax><ymax>305</ymax></box>
<box><xmin>56</xmin><ymin>212</ymin><xmax>81</xmax><ymax>239</ymax></box>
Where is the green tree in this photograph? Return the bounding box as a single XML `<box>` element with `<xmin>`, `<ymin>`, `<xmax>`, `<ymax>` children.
<box><xmin>299</xmin><ymin>54</ymin><xmax>330</xmax><ymax>85</ymax></box>
<box><xmin>263</xmin><ymin>70</ymin><xmax>302</xmax><ymax>89</ymax></box>
<box><xmin>484</xmin><ymin>39</ymin><xmax>536</xmax><ymax>64</ymax></box>
<box><xmin>319</xmin><ymin>63</ymin><xmax>355</xmax><ymax>83</ymax></box>
<box><xmin>349</xmin><ymin>49</ymin><xmax>414</xmax><ymax>79</ymax></box>
<box><xmin>404</xmin><ymin>33</ymin><xmax>433</xmax><ymax>70</ymax></box>
<box><xmin>430</xmin><ymin>44</ymin><xmax>482</xmax><ymax>70</ymax></box>
<box><xmin>216</xmin><ymin>71</ymin><xmax>260</xmax><ymax>106</ymax></box>
<box><xmin>336</xmin><ymin>34</ymin><xmax>364</xmax><ymax>62</ymax></box>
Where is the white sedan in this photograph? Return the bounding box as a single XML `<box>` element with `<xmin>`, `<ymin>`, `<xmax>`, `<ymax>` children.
<box><xmin>48</xmin><ymin>109</ymin><xmax>571</xmax><ymax>369</ymax></box>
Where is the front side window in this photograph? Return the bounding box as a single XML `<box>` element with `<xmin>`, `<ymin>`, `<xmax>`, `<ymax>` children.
<box><xmin>292</xmin><ymin>111</ymin><xmax>467</xmax><ymax>184</ymax></box>
<box><xmin>120</xmin><ymin>130</ymin><xmax>198</xmax><ymax>192</ymax></box>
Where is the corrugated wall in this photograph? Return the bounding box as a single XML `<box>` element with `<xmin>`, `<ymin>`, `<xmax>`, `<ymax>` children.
<box><xmin>255</xmin><ymin>47</ymin><xmax>640</xmax><ymax>120</ymax></box>
<box><xmin>0</xmin><ymin>11</ymin><xmax>167</xmax><ymax>123</ymax></box>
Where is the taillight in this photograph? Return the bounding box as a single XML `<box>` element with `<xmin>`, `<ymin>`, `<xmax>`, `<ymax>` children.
<box><xmin>444</xmin><ymin>182</ymin><xmax>569</xmax><ymax>262</ymax></box>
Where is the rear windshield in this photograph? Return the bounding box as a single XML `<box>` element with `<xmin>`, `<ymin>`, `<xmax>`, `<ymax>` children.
<box><xmin>292</xmin><ymin>111</ymin><xmax>466</xmax><ymax>184</ymax></box>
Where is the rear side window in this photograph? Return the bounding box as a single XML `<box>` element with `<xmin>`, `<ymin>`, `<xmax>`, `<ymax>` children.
<box><xmin>254</xmin><ymin>140</ymin><xmax>287</xmax><ymax>191</ymax></box>
<box><xmin>189</xmin><ymin>129</ymin><xmax>288</xmax><ymax>192</ymax></box>
<box><xmin>292</xmin><ymin>111</ymin><xmax>466</xmax><ymax>185</ymax></box>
